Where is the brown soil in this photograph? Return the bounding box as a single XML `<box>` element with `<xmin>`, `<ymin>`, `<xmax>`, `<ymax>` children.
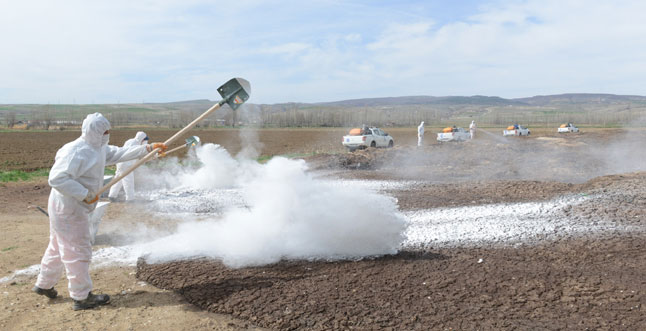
<box><xmin>392</xmin><ymin>180</ymin><xmax>578</xmax><ymax>209</ymax></box>
<box><xmin>136</xmin><ymin>171</ymin><xmax>646</xmax><ymax>330</ymax></box>
<box><xmin>138</xmin><ymin>236</ymin><xmax>646</xmax><ymax>330</ymax></box>
<box><xmin>2</xmin><ymin>127</ymin><xmax>636</xmax><ymax>172</ymax></box>
<box><xmin>2</xmin><ymin>127</ymin><xmax>645</xmax><ymax>330</ymax></box>
<box><xmin>0</xmin><ymin>178</ymin><xmax>265</xmax><ymax>331</ymax></box>
<box><xmin>307</xmin><ymin>128</ymin><xmax>646</xmax><ymax>184</ymax></box>
<box><xmin>0</xmin><ymin>128</ymin><xmax>350</xmax><ymax>171</ymax></box>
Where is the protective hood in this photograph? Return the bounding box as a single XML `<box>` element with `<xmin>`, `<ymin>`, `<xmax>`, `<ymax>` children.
<box><xmin>134</xmin><ymin>131</ymin><xmax>148</xmax><ymax>144</ymax></box>
<box><xmin>81</xmin><ymin>113</ymin><xmax>111</xmax><ymax>148</ymax></box>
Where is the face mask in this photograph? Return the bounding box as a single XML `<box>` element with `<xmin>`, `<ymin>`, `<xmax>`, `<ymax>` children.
<box><xmin>102</xmin><ymin>134</ymin><xmax>110</xmax><ymax>146</ymax></box>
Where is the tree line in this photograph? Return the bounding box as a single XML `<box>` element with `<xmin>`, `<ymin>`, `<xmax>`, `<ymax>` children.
<box><xmin>2</xmin><ymin>103</ymin><xmax>645</xmax><ymax>129</ymax></box>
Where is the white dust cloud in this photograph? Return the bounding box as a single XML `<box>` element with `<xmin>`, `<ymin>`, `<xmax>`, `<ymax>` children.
<box><xmin>140</xmin><ymin>143</ymin><xmax>407</xmax><ymax>268</ymax></box>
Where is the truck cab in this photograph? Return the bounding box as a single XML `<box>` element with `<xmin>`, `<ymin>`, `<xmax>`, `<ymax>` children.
<box><xmin>437</xmin><ymin>127</ymin><xmax>470</xmax><ymax>142</ymax></box>
<box><xmin>503</xmin><ymin>124</ymin><xmax>530</xmax><ymax>136</ymax></box>
<box><xmin>343</xmin><ymin>126</ymin><xmax>394</xmax><ymax>151</ymax></box>
<box><xmin>558</xmin><ymin>123</ymin><xmax>579</xmax><ymax>133</ymax></box>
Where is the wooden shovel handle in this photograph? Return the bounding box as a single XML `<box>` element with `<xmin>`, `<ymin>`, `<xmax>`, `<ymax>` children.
<box><xmin>95</xmin><ymin>147</ymin><xmax>161</xmax><ymax>197</ymax></box>
<box><xmin>163</xmin><ymin>144</ymin><xmax>188</xmax><ymax>156</ymax></box>
<box><xmin>95</xmin><ymin>102</ymin><xmax>223</xmax><ymax>198</ymax></box>
<box><xmin>163</xmin><ymin>102</ymin><xmax>222</xmax><ymax>145</ymax></box>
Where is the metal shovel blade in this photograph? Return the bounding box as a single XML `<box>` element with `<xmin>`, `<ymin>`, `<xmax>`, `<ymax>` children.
<box><xmin>217</xmin><ymin>77</ymin><xmax>251</xmax><ymax>110</ymax></box>
<box><xmin>185</xmin><ymin>135</ymin><xmax>201</xmax><ymax>147</ymax></box>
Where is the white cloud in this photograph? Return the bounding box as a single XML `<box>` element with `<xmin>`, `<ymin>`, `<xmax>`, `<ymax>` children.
<box><xmin>1</xmin><ymin>0</ymin><xmax>646</xmax><ymax>103</ymax></box>
<box><xmin>344</xmin><ymin>33</ymin><xmax>362</xmax><ymax>42</ymax></box>
<box><xmin>259</xmin><ymin>43</ymin><xmax>311</xmax><ymax>55</ymax></box>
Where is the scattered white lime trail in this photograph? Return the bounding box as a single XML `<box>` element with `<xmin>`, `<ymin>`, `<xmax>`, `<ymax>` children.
<box><xmin>3</xmin><ymin>189</ymin><xmax>640</xmax><ymax>282</ymax></box>
<box><xmin>402</xmin><ymin>194</ymin><xmax>639</xmax><ymax>248</ymax></box>
<box><xmin>0</xmin><ymin>265</ymin><xmax>40</xmax><ymax>283</ymax></box>
<box><xmin>141</xmin><ymin>144</ymin><xmax>407</xmax><ymax>268</ymax></box>
<box><xmin>82</xmin><ymin>193</ymin><xmax>634</xmax><ymax>272</ymax></box>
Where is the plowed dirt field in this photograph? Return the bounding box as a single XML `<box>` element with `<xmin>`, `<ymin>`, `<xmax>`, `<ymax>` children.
<box><xmin>1</xmin><ymin>127</ymin><xmax>645</xmax><ymax>330</ymax></box>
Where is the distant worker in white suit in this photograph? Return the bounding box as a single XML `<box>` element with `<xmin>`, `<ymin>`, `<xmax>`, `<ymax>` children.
<box><xmin>469</xmin><ymin>120</ymin><xmax>476</xmax><ymax>139</ymax></box>
<box><xmin>417</xmin><ymin>121</ymin><xmax>425</xmax><ymax>147</ymax></box>
<box><xmin>108</xmin><ymin>131</ymin><xmax>149</xmax><ymax>202</ymax></box>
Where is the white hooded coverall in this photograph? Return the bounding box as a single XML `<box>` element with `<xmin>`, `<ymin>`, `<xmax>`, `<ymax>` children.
<box><xmin>417</xmin><ymin>121</ymin><xmax>425</xmax><ymax>147</ymax></box>
<box><xmin>35</xmin><ymin>113</ymin><xmax>148</xmax><ymax>300</ymax></box>
<box><xmin>108</xmin><ymin>131</ymin><xmax>147</xmax><ymax>201</ymax></box>
<box><xmin>469</xmin><ymin>120</ymin><xmax>476</xmax><ymax>139</ymax></box>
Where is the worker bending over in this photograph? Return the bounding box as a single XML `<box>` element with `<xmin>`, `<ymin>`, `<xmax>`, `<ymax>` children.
<box><xmin>108</xmin><ymin>131</ymin><xmax>149</xmax><ymax>202</ymax></box>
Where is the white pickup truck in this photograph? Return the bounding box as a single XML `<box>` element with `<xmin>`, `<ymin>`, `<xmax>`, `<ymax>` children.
<box><xmin>558</xmin><ymin>123</ymin><xmax>579</xmax><ymax>133</ymax></box>
<box><xmin>503</xmin><ymin>125</ymin><xmax>531</xmax><ymax>136</ymax></box>
<box><xmin>343</xmin><ymin>127</ymin><xmax>394</xmax><ymax>152</ymax></box>
<box><xmin>437</xmin><ymin>127</ymin><xmax>470</xmax><ymax>142</ymax></box>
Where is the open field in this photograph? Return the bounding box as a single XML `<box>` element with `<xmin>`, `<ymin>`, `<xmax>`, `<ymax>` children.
<box><xmin>1</xmin><ymin>127</ymin><xmax>645</xmax><ymax>330</ymax></box>
<box><xmin>0</xmin><ymin>128</ymin><xmax>349</xmax><ymax>172</ymax></box>
<box><xmin>0</xmin><ymin>126</ymin><xmax>639</xmax><ymax>172</ymax></box>
<box><xmin>3</xmin><ymin>93</ymin><xmax>646</xmax><ymax>129</ymax></box>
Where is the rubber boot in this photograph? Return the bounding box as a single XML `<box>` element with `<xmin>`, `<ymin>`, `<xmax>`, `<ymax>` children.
<box><xmin>73</xmin><ymin>292</ymin><xmax>110</xmax><ymax>310</ymax></box>
<box><xmin>32</xmin><ymin>286</ymin><xmax>58</xmax><ymax>299</ymax></box>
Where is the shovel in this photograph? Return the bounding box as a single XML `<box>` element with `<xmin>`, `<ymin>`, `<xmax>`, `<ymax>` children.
<box><xmin>155</xmin><ymin>136</ymin><xmax>201</xmax><ymax>159</ymax></box>
<box><xmin>89</xmin><ymin>77</ymin><xmax>251</xmax><ymax>202</ymax></box>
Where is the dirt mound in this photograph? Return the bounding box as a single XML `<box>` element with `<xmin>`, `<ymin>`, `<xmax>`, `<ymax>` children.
<box><xmin>563</xmin><ymin>172</ymin><xmax>646</xmax><ymax>225</ymax></box>
<box><xmin>305</xmin><ymin>147</ymin><xmax>394</xmax><ymax>170</ymax></box>
<box><xmin>137</xmin><ymin>236</ymin><xmax>646</xmax><ymax>330</ymax></box>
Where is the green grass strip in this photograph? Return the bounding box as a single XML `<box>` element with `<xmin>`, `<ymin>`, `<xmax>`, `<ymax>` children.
<box><xmin>0</xmin><ymin>169</ymin><xmax>49</xmax><ymax>182</ymax></box>
<box><xmin>0</xmin><ymin>167</ymin><xmax>118</xmax><ymax>182</ymax></box>
<box><xmin>104</xmin><ymin>167</ymin><xmax>116</xmax><ymax>175</ymax></box>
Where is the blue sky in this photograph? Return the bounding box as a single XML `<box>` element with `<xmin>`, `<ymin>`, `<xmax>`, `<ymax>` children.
<box><xmin>1</xmin><ymin>0</ymin><xmax>645</xmax><ymax>104</ymax></box>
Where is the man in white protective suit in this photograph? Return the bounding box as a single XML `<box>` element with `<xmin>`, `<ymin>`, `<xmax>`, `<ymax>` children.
<box><xmin>417</xmin><ymin>121</ymin><xmax>425</xmax><ymax>147</ymax></box>
<box><xmin>32</xmin><ymin>113</ymin><xmax>167</xmax><ymax>310</ymax></box>
<box><xmin>108</xmin><ymin>131</ymin><xmax>149</xmax><ymax>202</ymax></box>
<box><xmin>469</xmin><ymin>120</ymin><xmax>476</xmax><ymax>139</ymax></box>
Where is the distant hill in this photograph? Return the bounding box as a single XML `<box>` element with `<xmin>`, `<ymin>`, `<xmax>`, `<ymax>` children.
<box><xmin>3</xmin><ymin>93</ymin><xmax>645</xmax><ymax>110</ymax></box>
<box><xmin>2</xmin><ymin>93</ymin><xmax>645</xmax><ymax>128</ymax></box>
<box><xmin>303</xmin><ymin>93</ymin><xmax>646</xmax><ymax>108</ymax></box>
<box><xmin>513</xmin><ymin>93</ymin><xmax>646</xmax><ymax>106</ymax></box>
<box><xmin>315</xmin><ymin>95</ymin><xmax>524</xmax><ymax>107</ymax></box>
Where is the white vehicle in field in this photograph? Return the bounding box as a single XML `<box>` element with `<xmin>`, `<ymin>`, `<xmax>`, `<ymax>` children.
<box><xmin>342</xmin><ymin>126</ymin><xmax>394</xmax><ymax>152</ymax></box>
<box><xmin>437</xmin><ymin>127</ymin><xmax>471</xmax><ymax>142</ymax></box>
<box><xmin>503</xmin><ymin>124</ymin><xmax>531</xmax><ymax>136</ymax></box>
<box><xmin>558</xmin><ymin>123</ymin><xmax>579</xmax><ymax>133</ymax></box>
